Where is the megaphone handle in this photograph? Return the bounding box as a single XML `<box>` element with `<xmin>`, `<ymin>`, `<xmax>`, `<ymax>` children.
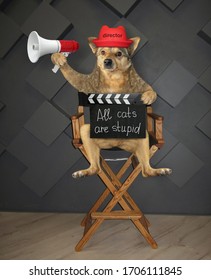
<box><xmin>52</xmin><ymin>52</ymin><xmax>70</xmax><ymax>73</ymax></box>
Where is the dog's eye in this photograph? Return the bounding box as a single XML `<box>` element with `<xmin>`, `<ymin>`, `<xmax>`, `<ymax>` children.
<box><xmin>116</xmin><ymin>51</ymin><xmax>122</xmax><ymax>57</ymax></box>
<box><xmin>101</xmin><ymin>50</ymin><xmax>105</xmax><ymax>55</ymax></box>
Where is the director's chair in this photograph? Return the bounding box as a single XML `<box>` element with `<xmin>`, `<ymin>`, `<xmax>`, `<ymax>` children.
<box><xmin>71</xmin><ymin>92</ymin><xmax>164</xmax><ymax>251</ymax></box>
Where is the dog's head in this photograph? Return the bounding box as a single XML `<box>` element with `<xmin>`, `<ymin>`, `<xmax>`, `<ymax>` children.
<box><xmin>88</xmin><ymin>37</ymin><xmax>140</xmax><ymax>73</ymax></box>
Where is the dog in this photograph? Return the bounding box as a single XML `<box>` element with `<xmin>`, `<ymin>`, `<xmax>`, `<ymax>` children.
<box><xmin>51</xmin><ymin>25</ymin><xmax>172</xmax><ymax>178</ymax></box>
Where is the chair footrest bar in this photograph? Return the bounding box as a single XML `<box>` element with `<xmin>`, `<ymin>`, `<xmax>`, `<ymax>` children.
<box><xmin>91</xmin><ymin>211</ymin><xmax>142</xmax><ymax>220</ymax></box>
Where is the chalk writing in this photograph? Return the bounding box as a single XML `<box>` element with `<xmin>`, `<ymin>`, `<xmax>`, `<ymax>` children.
<box><xmin>90</xmin><ymin>104</ymin><xmax>146</xmax><ymax>138</ymax></box>
<box><xmin>97</xmin><ymin>108</ymin><xmax>112</xmax><ymax>121</ymax></box>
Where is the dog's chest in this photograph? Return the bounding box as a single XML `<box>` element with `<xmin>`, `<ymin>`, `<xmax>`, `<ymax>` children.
<box><xmin>97</xmin><ymin>72</ymin><xmax>132</xmax><ymax>93</ymax></box>
<box><xmin>100</xmin><ymin>80</ymin><xmax>129</xmax><ymax>93</ymax></box>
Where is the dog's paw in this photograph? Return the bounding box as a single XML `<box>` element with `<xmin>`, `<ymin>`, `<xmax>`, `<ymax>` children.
<box><xmin>141</xmin><ymin>91</ymin><xmax>157</xmax><ymax>105</ymax></box>
<box><xmin>142</xmin><ymin>167</ymin><xmax>172</xmax><ymax>177</ymax></box>
<box><xmin>158</xmin><ymin>168</ymin><xmax>172</xmax><ymax>176</ymax></box>
<box><xmin>72</xmin><ymin>167</ymin><xmax>99</xmax><ymax>179</ymax></box>
<box><xmin>72</xmin><ymin>171</ymin><xmax>87</xmax><ymax>179</ymax></box>
<box><xmin>51</xmin><ymin>53</ymin><xmax>67</xmax><ymax>67</ymax></box>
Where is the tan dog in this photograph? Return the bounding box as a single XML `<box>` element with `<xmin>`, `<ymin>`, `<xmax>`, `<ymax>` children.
<box><xmin>51</xmin><ymin>27</ymin><xmax>172</xmax><ymax>178</ymax></box>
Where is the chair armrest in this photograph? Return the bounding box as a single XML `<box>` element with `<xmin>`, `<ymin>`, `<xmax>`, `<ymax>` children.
<box><xmin>71</xmin><ymin>112</ymin><xmax>85</xmax><ymax>148</ymax></box>
<box><xmin>147</xmin><ymin>112</ymin><xmax>164</xmax><ymax>121</ymax></box>
<box><xmin>71</xmin><ymin>112</ymin><xmax>84</xmax><ymax>121</ymax></box>
<box><xmin>147</xmin><ymin>109</ymin><xmax>164</xmax><ymax>149</ymax></box>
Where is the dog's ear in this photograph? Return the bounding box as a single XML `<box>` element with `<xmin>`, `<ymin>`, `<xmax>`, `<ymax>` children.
<box><xmin>88</xmin><ymin>37</ymin><xmax>97</xmax><ymax>54</ymax></box>
<box><xmin>128</xmin><ymin>37</ymin><xmax>141</xmax><ymax>56</ymax></box>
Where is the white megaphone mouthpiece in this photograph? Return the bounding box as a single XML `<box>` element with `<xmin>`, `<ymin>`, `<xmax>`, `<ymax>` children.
<box><xmin>27</xmin><ymin>31</ymin><xmax>79</xmax><ymax>72</ymax></box>
<box><xmin>27</xmin><ymin>31</ymin><xmax>60</xmax><ymax>63</ymax></box>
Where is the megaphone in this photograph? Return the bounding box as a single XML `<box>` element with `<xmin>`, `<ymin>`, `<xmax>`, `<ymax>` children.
<box><xmin>27</xmin><ymin>31</ymin><xmax>79</xmax><ymax>73</ymax></box>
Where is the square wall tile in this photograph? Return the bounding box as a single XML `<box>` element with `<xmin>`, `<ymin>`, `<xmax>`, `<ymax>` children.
<box><xmin>26</xmin><ymin>56</ymin><xmax>67</xmax><ymax>100</ymax></box>
<box><xmin>199</xmin><ymin>65</ymin><xmax>211</xmax><ymax>93</ymax></box>
<box><xmin>158</xmin><ymin>143</ymin><xmax>203</xmax><ymax>187</ymax></box>
<box><xmin>153</xmin><ymin>61</ymin><xmax>197</xmax><ymax>107</ymax></box>
<box><xmin>196</xmin><ymin>110</ymin><xmax>211</xmax><ymax>140</ymax></box>
<box><xmin>24</xmin><ymin>101</ymin><xmax>70</xmax><ymax>146</ymax></box>
<box><xmin>100</xmin><ymin>0</ymin><xmax>141</xmax><ymax>17</ymax></box>
<box><xmin>0</xmin><ymin>142</ymin><xmax>5</xmax><ymax>156</ymax></box>
<box><xmin>22</xmin><ymin>1</ymin><xmax>72</xmax><ymax>38</ymax></box>
<box><xmin>20</xmin><ymin>133</ymin><xmax>81</xmax><ymax>197</ymax></box>
<box><xmin>0</xmin><ymin>12</ymin><xmax>22</xmax><ymax>58</ymax></box>
<box><xmin>151</xmin><ymin>127</ymin><xmax>179</xmax><ymax>165</ymax></box>
<box><xmin>198</xmin><ymin>20</ymin><xmax>211</xmax><ymax>45</ymax></box>
<box><xmin>52</xmin><ymin>84</ymin><xmax>78</xmax><ymax>115</ymax></box>
<box><xmin>115</xmin><ymin>18</ymin><xmax>148</xmax><ymax>53</ymax></box>
<box><xmin>0</xmin><ymin>101</ymin><xmax>5</xmax><ymax>112</ymax></box>
<box><xmin>159</xmin><ymin>0</ymin><xmax>184</xmax><ymax>12</ymax></box>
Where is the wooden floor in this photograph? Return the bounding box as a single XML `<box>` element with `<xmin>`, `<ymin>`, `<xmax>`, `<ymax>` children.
<box><xmin>0</xmin><ymin>212</ymin><xmax>210</xmax><ymax>260</ymax></box>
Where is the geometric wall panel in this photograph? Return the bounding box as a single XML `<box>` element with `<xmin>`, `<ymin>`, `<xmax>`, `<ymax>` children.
<box><xmin>0</xmin><ymin>142</ymin><xmax>5</xmax><ymax>156</ymax></box>
<box><xmin>199</xmin><ymin>65</ymin><xmax>211</xmax><ymax>93</ymax></box>
<box><xmin>153</xmin><ymin>61</ymin><xmax>197</xmax><ymax>107</ymax></box>
<box><xmin>0</xmin><ymin>101</ymin><xmax>5</xmax><ymax>112</ymax></box>
<box><xmin>159</xmin><ymin>0</ymin><xmax>184</xmax><ymax>12</ymax></box>
<box><xmin>151</xmin><ymin>128</ymin><xmax>179</xmax><ymax>165</ymax></box>
<box><xmin>115</xmin><ymin>18</ymin><xmax>148</xmax><ymax>52</ymax></box>
<box><xmin>0</xmin><ymin>12</ymin><xmax>22</xmax><ymax>58</ymax></box>
<box><xmin>127</xmin><ymin>0</ymin><xmax>211</xmax><ymax>79</ymax></box>
<box><xmin>196</xmin><ymin>110</ymin><xmax>211</xmax><ymax>140</ymax></box>
<box><xmin>160</xmin><ymin>84</ymin><xmax>211</xmax><ymax>142</ymax></box>
<box><xmin>21</xmin><ymin>1</ymin><xmax>72</xmax><ymax>38</ymax></box>
<box><xmin>24</xmin><ymin>101</ymin><xmax>70</xmax><ymax>146</ymax></box>
<box><xmin>100</xmin><ymin>0</ymin><xmax>141</xmax><ymax>17</ymax></box>
<box><xmin>26</xmin><ymin>56</ymin><xmax>67</xmax><ymax>100</ymax></box>
<box><xmin>158</xmin><ymin>143</ymin><xmax>204</xmax><ymax>188</ymax></box>
<box><xmin>0</xmin><ymin>1</ymin><xmax>11</xmax><ymax>11</ymax></box>
<box><xmin>198</xmin><ymin>20</ymin><xmax>211</xmax><ymax>46</ymax></box>
<box><xmin>20</xmin><ymin>133</ymin><xmax>80</xmax><ymax>197</ymax></box>
<box><xmin>52</xmin><ymin>84</ymin><xmax>79</xmax><ymax>116</ymax></box>
<box><xmin>7</xmin><ymin>129</ymin><xmax>81</xmax><ymax>197</ymax></box>
<box><xmin>1</xmin><ymin>0</ymin><xmax>211</xmax><ymax>214</ymax></box>
<box><xmin>7</xmin><ymin>129</ymin><xmax>48</xmax><ymax>168</ymax></box>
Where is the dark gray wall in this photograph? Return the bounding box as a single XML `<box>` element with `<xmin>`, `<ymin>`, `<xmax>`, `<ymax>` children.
<box><xmin>0</xmin><ymin>0</ymin><xmax>211</xmax><ymax>214</ymax></box>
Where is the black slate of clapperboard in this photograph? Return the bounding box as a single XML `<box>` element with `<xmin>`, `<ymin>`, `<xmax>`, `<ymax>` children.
<box><xmin>90</xmin><ymin>104</ymin><xmax>146</xmax><ymax>139</ymax></box>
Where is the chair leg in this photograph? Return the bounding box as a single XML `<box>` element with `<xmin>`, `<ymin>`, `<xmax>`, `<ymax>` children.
<box><xmin>75</xmin><ymin>145</ymin><xmax>158</xmax><ymax>251</ymax></box>
<box><xmin>101</xmin><ymin>157</ymin><xmax>151</xmax><ymax>227</ymax></box>
<box><xmin>75</xmin><ymin>162</ymin><xmax>157</xmax><ymax>251</ymax></box>
<box><xmin>83</xmin><ymin>213</ymin><xmax>92</xmax><ymax>234</ymax></box>
<box><xmin>80</xmin><ymin>188</ymin><xmax>110</xmax><ymax>226</ymax></box>
<box><xmin>75</xmin><ymin>219</ymin><xmax>104</xmax><ymax>252</ymax></box>
<box><xmin>133</xmin><ymin>219</ymin><xmax>158</xmax><ymax>249</ymax></box>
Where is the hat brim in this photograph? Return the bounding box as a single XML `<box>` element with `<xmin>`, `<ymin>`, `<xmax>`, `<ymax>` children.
<box><xmin>92</xmin><ymin>39</ymin><xmax>133</xmax><ymax>48</ymax></box>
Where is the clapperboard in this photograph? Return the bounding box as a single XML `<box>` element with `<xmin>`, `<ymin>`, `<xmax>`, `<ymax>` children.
<box><xmin>78</xmin><ymin>92</ymin><xmax>146</xmax><ymax>139</ymax></box>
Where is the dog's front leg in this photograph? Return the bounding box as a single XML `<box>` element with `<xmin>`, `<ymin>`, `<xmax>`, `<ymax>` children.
<box><xmin>72</xmin><ymin>124</ymin><xmax>101</xmax><ymax>178</ymax></box>
<box><xmin>51</xmin><ymin>53</ymin><xmax>91</xmax><ymax>92</ymax></box>
<box><xmin>134</xmin><ymin>132</ymin><xmax>172</xmax><ymax>177</ymax></box>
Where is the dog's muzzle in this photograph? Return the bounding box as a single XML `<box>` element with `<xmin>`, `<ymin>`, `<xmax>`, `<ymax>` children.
<box><xmin>104</xmin><ymin>58</ymin><xmax>113</xmax><ymax>69</ymax></box>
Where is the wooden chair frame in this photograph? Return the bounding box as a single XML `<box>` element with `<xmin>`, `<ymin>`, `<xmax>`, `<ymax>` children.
<box><xmin>71</xmin><ymin>94</ymin><xmax>164</xmax><ymax>251</ymax></box>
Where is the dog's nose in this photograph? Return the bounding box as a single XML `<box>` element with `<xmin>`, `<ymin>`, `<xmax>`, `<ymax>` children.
<box><xmin>104</xmin><ymin>59</ymin><xmax>113</xmax><ymax>68</ymax></box>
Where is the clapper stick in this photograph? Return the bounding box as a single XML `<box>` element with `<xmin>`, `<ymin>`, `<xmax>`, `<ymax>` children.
<box><xmin>88</xmin><ymin>93</ymin><xmax>142</xmax><ymax>105</ymax></box>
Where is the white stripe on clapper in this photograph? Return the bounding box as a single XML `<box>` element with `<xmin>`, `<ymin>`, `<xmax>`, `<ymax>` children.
<box><xmin>97</xmin><ymin>94</ymin><xmax>104</xmax><ymax>104</ymax></box>
<box><xmin>88</xmin><ymin>94</ymin><xmax>95</xmax><ymax>104</ymax></box>
<box><xmin>123</xmin><ymin>94</ymin><xmax>130</xmax><ymax>105</ymax></box>
<box><xmin>105</xmin><ymin>94</ymin><xmax>112</xmax><ymax>104</ymax></box>
<box><xmin>114</xmin><ymin>94</ymin><xmax>121</xmax><ymax>104</ymax></box>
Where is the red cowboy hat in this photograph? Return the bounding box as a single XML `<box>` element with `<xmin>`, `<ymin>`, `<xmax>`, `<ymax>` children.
<box><xmin>92</xmin><ymin>25</ymin><xmax>133</xmax><ymax>48</ymax></box>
